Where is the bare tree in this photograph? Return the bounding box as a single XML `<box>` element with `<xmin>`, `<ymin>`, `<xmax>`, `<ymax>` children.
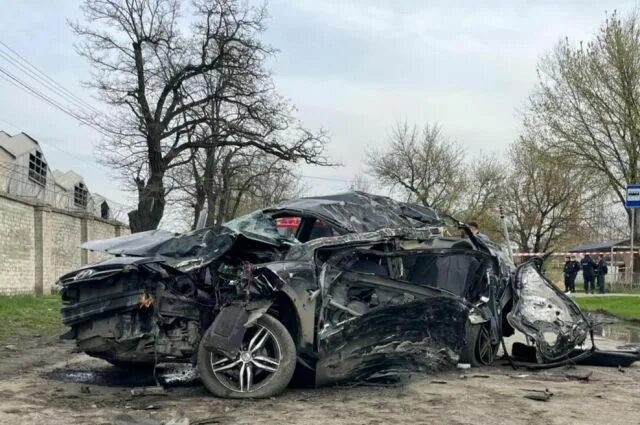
<box><xmin>528</xmin><ymin>10</ymin><xmax>640</xmax><ymax>238</ymax></box>
<box><xmin>503</xmin><ymin>138</ymin><xmax>595</xmax><ymax>252</ymax></box>
<box><xmin>459</xmin><ymin>153</ymin><xmax>506</xmax><ymax>239</ymax></box>
<box><xmin>366</xmin><ymin>122</ymin><xmax>466</xmax><ymax>214</ymax></box>
<box><xmin>348</xmin><ymin>174</ymin><xmax>373</xmax><ymax>193</ymax></box>
<box><xmin>170</xmin><ymin>146</ymin><xmax>303</xmax><ymax>228</ymax></box>
<box><xmin>366</xmin><ymin>122</ymin><xmax>507</xmax><ymax>239</ymax></box>
<box><xmin>71</xmin><ymin>0</ymin><xmax>327</xmax><ymax>232</ymax></box>
<box><xmin>581</xmin><ymin>194</ymin><xmax>629</xmax><ymax>242</ymax></box>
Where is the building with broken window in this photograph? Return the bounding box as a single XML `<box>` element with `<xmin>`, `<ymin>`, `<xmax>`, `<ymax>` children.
<box><xmin>0</xmin><ymin>131</ymin><xmax>114</xmax><ymax>217</ymax></box>
<box><xmin>0</xmin><ymin>130</ymin><xmax>129</xmax><ymax>295</ymax></box>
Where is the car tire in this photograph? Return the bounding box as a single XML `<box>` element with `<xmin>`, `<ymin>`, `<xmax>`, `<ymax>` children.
<box><xmin>197</xmin><ymin>313</ymin><xmax>296</xmax><ymax>399</ymax></box>
<box><xmin>459</xmin><ymin>322</ymin><xmax>499</xmax><ymax>367</ymax></box>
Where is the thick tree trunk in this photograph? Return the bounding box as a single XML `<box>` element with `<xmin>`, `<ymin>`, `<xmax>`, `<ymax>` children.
<box><xmin>128</xmin><ymin>174</ymin><xmax>166</xmax><ymax>233</ymax></box>
<box><xmin>205</xmin><ymin>193</ymin><xmax>218</xmax><ymax>226</ymax></box>
<box><xmin>192</xmin><ymin>191</ymin><xmax>206</xmax><ymax>230</ymax></box>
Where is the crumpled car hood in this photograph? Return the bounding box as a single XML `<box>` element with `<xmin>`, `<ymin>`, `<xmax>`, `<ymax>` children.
<box><xmin>80</xmin><ymin>226</ymin><xmax>239</xmax><ymax>272</ymax></box>
<box><xmin>81</xmin><ymin>212</ymin><xmax>291</xmax><ymax>258</ymax></box>
<box><xmin>80</xmin><ymin>229</ymin><xmax>177</xmax><ymax>256</ymax></box>
<box><xmin>508</xmin><ymin>261</ymin><xmax>590</xmax><ymax>362</ymax></box>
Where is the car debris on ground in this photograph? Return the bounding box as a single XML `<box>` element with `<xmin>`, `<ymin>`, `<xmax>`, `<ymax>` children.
<box><xmin>522</xmin><ymin>388</ymin><xmax>554</xmax><ymax>402</ymax></box>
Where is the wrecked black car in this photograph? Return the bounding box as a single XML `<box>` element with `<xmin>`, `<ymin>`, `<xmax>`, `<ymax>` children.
<box><xmin>57</xmin><ymin>192</ymin><xmax>591</xmax><ymax>398</ymax></box>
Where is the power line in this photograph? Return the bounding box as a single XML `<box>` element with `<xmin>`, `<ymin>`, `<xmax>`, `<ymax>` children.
<box><xmin>0</xmin><ymin>64</ymin><xmax>108</xmax><ymax>137</ymax></box>
<box><xmin>0</xmin><ymin>40</ymin><xmax>101</xmax><ymax>114</ymax></box>
<box><xmin>0</xmin><ymin>67</ymin><xmax>86</xmax><ymax>125</ymax></box>
<box><xmin>300</xmin><ymin>174</ymin><xmax>356</xmax><ymax>183</ymax></box>
<box><xmin>0</xmin><ymin>49</ymin><xmax>97</xmax><ymax>117</ymax></box>
<box><xmin>0</xmin><ymin>114</ymin><xmax>97</xmax><ymax>163</ymax></box>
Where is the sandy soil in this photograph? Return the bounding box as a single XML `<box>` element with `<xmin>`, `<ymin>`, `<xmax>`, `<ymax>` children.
<box><xmin>0</xmin><ymin>334</ymin><xmax>639</xmax><ymax>425</ymax></box>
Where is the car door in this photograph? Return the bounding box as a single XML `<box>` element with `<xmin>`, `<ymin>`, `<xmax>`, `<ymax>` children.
<box><xmin>313</xmin><ymin>245</ymin><xmax>471</xmax><ymax>386</ymax></box>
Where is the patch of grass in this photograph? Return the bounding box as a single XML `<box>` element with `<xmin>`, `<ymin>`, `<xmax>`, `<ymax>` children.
<box><xmin>605</xmin><ymin>284</ymin><xmax>640</xmax><ymax>294</ymax></box>
<box><xmin>574</xmin><ymin>296</ymin><xmax>640</xmax><ymax>321</ymax></box>
<box><xmin>0</xmin><ymin>295</ymin><xmax>62</xmax><ymax>341</ymax></box>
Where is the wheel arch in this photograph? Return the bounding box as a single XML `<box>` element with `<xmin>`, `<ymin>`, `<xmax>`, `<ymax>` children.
<box><xmin>268</xmin><ymin>291</ymin><xmax>302</xmax><ymax>347</ymax></box>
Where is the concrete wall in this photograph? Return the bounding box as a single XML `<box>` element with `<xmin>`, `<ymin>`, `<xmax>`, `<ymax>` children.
<box><xmin>0</xmin><ymin>195</ymin><xmax>35</xmax><ymax>294</ymax></box>
<box><xmin>87</xmin><ymin>219</ymin><xmax>121</xmax><ymax>264</ymax></box>
<box><xmin>49</xmin><ymin>211</ymin><xmax>83</xmax><ymax>287</ymax></box>
<box><xmin>0</xmin><ymin>192</ymin><xmax>128</xmax><ymax>295</ymax></box>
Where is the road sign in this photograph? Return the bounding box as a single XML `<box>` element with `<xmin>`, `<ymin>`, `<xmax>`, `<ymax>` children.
<box><xmin>626</xmin><ymin>185</ymin><xmax>640</xmax><ymax>208</ymax></box>
<box><xmin>628</xmin><ymin>185</ymin><xmax>640</xmax><ymax>284</ymax></box>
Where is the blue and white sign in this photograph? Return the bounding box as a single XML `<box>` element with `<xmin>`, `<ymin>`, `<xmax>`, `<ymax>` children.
<box><xmin>626</xmin><ymin>185</ymin><xmax>640</xmax><ymax>208</ymax></box>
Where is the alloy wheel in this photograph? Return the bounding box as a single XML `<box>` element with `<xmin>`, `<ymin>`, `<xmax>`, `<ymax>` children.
<box><xmin>209</xmin><ymin>324</ymin><xmax>282</xmax><ymax>393</ymax></box>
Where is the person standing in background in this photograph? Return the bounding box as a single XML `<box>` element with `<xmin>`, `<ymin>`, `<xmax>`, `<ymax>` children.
<box><xmin>563</xmin><ymin>256</ymin><xmax>573</xmax><ymax>292</ymax></box>
<box><xmin>563</xmin><ymin>255</ymin><xmax>580</xmax><ymax>293</ymax></box>
<box><xmin>570</xmin><ymin>256</ymin><xmax>581</xmax><ymax>292</ymax></box>
<box><xmin>596</xmin><ymin>254</ymin><xmax>608</xmax><ymax>294</ymax></box>
<box><xmin>581</xmin><ymin>254</ymin><xmax>597</xmax><ymax>294</ymax></box>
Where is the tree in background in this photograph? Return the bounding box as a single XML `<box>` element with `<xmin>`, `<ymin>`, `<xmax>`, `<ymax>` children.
<box><xmin>366</xmin><ymin>121</ymin><xmax>506</xmax><ymax>240</ymax></box>
<box><xmin>458</xmin><ymin>153</ymin><xmax>505</xmax><ymax>238</ymax></box>
<box><xmin>503</xmin><ymin>137</ymin><xmax>596</xmax><ymax>252</ymax></box>
<box><xmin>528</xmin><ymin>10</ymin><xmax>640</xmax><ymax>239</ymax></box>
<box><xmin>366</xmin><ymin>122</ymin><xmax>467</xmax><ymax>214</ymax></box>
<box><xmin>366</xmin><ymin>119</ymin><xmax>603</xmax><ymax>251</ymax></box>
<box><xmin>348</xmin><ymin>174</ymin><xmax>373</xmax><ymax>193</ymax></box>
<box><xmin>170</xmin><ymin>145</ymin><xmax>304</xmax><ymax>229</ymax></box>
<box><xmin>72</xmin><ymin>0</ymin><xmax>327</xmax><ymax>232</ymax></box>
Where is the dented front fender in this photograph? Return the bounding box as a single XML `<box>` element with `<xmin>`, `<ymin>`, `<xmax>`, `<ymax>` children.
<box><xmin>201</xmin><ymin>300</ymin><xmax>273</xmax><ymax>359</ymax></box>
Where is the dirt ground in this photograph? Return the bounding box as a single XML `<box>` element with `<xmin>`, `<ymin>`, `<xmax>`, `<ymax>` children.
<box><xmin>0</xmin><ymin>333</ymin><xmax>639</xmax><ymax>425</ymax></box>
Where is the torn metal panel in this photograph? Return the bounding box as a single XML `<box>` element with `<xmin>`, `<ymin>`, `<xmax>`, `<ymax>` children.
<box><xmin>315</xmin><ymin>297</ymin><xmax>468</xmax><ymax>386</ymax></box>
<box><xmin>508</xmin><ymin>262</ymin><xmax>589</xmax><ymax>362</ymax></box>
<box><xmin>79</xmin><ymin>219</ymin><xmax>285</xmax><ymax>269</ymax></box>
<box><xmin>201</xmin><ymin>303</ymin><xmax>251</xmax><ymax>359</ymax></box>
<box><xmin>285</xmin><ymin>227</ymin><xmax>439</xmax><ymax>262</ymax></box>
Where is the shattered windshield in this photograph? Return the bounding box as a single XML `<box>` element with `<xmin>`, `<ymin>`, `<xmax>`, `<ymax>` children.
<box><xmin>223</xmin><ymin>211</ymin><xmax>299</xmax><ymax>246</ymax></box>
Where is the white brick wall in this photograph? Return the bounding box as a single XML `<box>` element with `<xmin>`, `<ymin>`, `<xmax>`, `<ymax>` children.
<box><xmin>49</xmin><ymin>211</ymin><xmax>83</xmax><ymax>289</ymax></box>
<box><xmin>87</xmin><ymin>219</ymin><xmax>118</xmax><ymax>264</ymax></box>
<box><xmin>0</xmin><ymin>195</ymin><xmax>35</xmax><ymax>294</ymax></box>
<box><xmin>0</xmin><ymin>193</ymin><xmax>128</xmax><ymax>294</ymax></box>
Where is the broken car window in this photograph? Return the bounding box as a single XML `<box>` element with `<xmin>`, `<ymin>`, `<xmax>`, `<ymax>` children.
<box><xmin>224</xmin><ymin>211</ymin><xmax>299</xmax><ymax>246</ymax></box>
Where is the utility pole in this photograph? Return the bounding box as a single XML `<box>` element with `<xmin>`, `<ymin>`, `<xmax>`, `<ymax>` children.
<box><xmin>499</xmin><ymin>205</ymin><xmax>514</xmax><ymax>263</ymax></box>
<box><xmin>625</xmin><ymin>185</ymin><xmax>640</xmax><ymax>285</ymax></box>
<box><xmin>631</xmin><ymin>208</ymin><xmax>635</xmax><ymax>285</ymax></box>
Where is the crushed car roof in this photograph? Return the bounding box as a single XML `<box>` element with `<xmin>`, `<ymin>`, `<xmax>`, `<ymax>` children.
<box><xmin>82</xmin><ymin>192</ymin><xmax>441</xmax><ymax>258</ymax></box>
<box><xmin>266</xmin><ymin>191</ymin><xmax>440</xmax><ymax>233</ymax></box>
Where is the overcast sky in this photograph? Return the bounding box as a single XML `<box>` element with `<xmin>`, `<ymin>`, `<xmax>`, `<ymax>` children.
<box><xmin>0</xmin><ymin>0</ymin><xmax>637</xmax><ymax>208</ymax></box>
